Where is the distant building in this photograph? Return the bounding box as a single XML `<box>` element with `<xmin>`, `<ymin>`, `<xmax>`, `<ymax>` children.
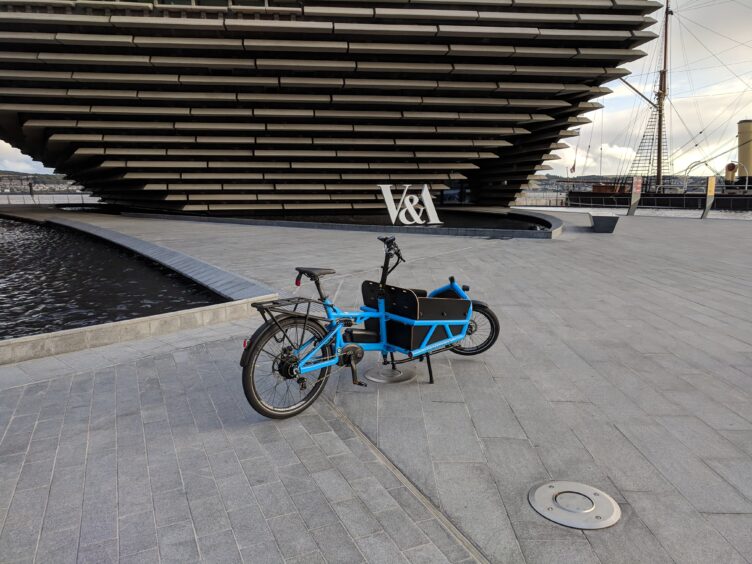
<box><xmin>0</xmin><ymin>0</ymin><xmax>656</xmax><ymax>215</ymax></box>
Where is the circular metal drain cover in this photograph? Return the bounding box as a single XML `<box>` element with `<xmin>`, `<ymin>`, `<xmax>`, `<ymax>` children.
<box><xmin>528</xmin><ymin>481</ymin><xmax>621</xmax><ymax>530</ymax></box>
<box><xmin>364</xmin><ymin>366</ymin><xmax>416</xmax><ymax>384</ymax></box>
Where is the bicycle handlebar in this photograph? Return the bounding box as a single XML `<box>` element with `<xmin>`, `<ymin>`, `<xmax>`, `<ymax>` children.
<box><xmin>378</xmin><ymin>235</ymin><xmax>404</xmax><ymax>260</ymax></box>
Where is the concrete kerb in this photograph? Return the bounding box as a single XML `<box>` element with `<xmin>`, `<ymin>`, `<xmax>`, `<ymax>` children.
<box><xmin>0</xmin><ymin>210</ymin><xmax>278</xmax><ymax>364</ymax></box>
<box><xmin>0</xmin><ymin>296</ymin><xmax>275</xmax><ymax>365</ymax></box>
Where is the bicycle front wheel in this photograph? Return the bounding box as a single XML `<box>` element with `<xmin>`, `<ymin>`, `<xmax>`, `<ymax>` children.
<box><xmin>242</xmin><ymin>316</ymin><xmax>335</xmax><ymax>419</ymax></box>
<box><xmin>451</xmin><ymin>303</ymin><xmax>499</xmax><ymax>356</ymax></box>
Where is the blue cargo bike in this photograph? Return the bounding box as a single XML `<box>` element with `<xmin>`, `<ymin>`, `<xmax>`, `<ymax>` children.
<box><xmin>240</xmin><ymin>236</ymin><xmax>499</xmax><ymax>418</ymax></box>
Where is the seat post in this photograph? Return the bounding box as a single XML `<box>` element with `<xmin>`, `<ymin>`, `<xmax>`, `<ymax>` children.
<box><xmin>313</xmin><ymin>278</ymin><xmax>327</xmax><ymax>301</ymax></box>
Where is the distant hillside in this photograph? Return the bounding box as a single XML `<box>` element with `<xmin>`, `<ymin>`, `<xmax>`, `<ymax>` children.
<box><xmin>0</xmin><ymin>170</ymin><xmax>67</xmax><ymax>180</ymax></box>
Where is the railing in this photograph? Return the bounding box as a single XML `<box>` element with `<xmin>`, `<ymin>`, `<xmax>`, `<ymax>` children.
<box><xmin>566</xmin><ymin>194</ymin><xmax>627</xmax><ymax>208</ymax></box>
<box><xmin>512</xmin><ymin>192</ymin><xmax>568</xmax><ymax>207</ymax></box>
<box><xmin>1</xmin><ymin>193</ymin><xmax>99</xmax><ymax>205</ymax></box>
<box><xmin>514</xmin><ymin>189</ymin><xmax>752</xmax><ymax>211</ymax></box>
<box><xmin>566</xmin><ymin>192</ymin><xmax>752</xmax><ymax>211</ymax></box>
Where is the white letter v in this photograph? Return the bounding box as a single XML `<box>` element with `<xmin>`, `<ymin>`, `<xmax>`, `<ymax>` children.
<box><xmin>378</xmin><ymin>184</ymin><xmax>399</xmax><ymax>224</ymax></box>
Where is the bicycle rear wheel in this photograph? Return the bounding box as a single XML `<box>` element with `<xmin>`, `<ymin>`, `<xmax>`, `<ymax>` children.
<box><xmin>242</xmin><ymin>317</ymin><xmax>335</xmax><ymax>419</ymax></box>
<box><xmin>451</xmin><ymin>303</ymin><xmax>499</xmax><ymax>356</ymax></box>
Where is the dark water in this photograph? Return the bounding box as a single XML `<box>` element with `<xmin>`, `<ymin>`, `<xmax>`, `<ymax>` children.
<box><xmin>0</xmin><ymin>218</ymin><xmax>225</xmax><ymax>340</ymax></box>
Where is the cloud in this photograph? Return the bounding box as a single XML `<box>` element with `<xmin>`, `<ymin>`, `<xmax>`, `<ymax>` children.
<box><xmin>549</xmin><ymin>1</ymin><xmax>752</xmax><ymax>176</ymax></box>
<box><xmin>0</xmin><ymin>141</ymin><xmax>54</xmax><ymax>174</ymax></box>
<box><xmin>551</xmin><ymin>141</ymin><xmax>637</xmax><ymax>178</ymax></box>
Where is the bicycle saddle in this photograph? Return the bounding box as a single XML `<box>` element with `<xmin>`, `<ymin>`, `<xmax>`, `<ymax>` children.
<box><xmin>295</xmin><ymin>267</ymin><xmax>336</xmax><ymax>278</ymax></box>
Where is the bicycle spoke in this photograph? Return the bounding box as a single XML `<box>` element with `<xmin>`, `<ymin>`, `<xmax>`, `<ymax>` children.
<box><xmin>257</xmin><ymin>350</ymin><xmax>276</xmax><ymax>361</ymax></box>
<box><xmin>282</xmin><ymin>380</ymin><xmax>298</xmax><ymax>407</ymax></box>
<box><xmin>260</xmin><ymin>344</ymin><xmax>282</xmax><ymax>358</ymax></box>
<box><xmin>269</xmin><ymin>380</ymin><xmax>278</xmax><ymax>409</ymax></box>
<box><xmin>257</xmin><ymin>373</ymin><xmax>279</xmax><ymax>398</ymax></box>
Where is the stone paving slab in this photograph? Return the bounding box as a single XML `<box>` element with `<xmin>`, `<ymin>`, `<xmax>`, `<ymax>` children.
<box><xmin>0</xmin><ymin>322</ymin><xmax>473</xmax><ymax>563</ymax></box>
<box><xmin>3</xmin><ymin>209</ymin><xmax>752</xmax><ymax>562</ymax></box>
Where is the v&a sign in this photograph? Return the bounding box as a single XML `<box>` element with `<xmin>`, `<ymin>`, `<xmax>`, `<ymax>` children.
<box><xmin>378</xmin><ymin>184</ymin><xmax>443</xmax><ymax>226</ymax></box>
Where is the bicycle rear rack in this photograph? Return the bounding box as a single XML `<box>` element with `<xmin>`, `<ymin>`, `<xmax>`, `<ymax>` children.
<box><xmin>252</xmin><ymin>296</ymin><xmax>330</xmax><ymax>325</ymax></box>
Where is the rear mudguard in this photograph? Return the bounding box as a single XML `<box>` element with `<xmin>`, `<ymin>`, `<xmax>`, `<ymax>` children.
<box><xmin>240</xmin><ymin>343</ymin><xmax>254</xmax><ymax>368</ymax></box>
<box><xmin>239</xmin><ymin>316</ymin><xmax>286</xmax><ymax>368</ymax></box>
<box><xmin>240</xmin><ymin>320</ymin><xmax>269</xmax><ymax>367</ymax></box>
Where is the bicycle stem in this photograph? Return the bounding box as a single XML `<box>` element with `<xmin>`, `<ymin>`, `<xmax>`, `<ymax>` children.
<box><xmin>380</xmin><ymin>250</ymin><xmax>392</xmax><ymax>285</ymax></box>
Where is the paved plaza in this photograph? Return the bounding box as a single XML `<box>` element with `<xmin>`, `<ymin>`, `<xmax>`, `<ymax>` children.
<box><xmin>2</xmin><ymin>209</ymin><xmax>752</xmax><ymax>563</ymax></box>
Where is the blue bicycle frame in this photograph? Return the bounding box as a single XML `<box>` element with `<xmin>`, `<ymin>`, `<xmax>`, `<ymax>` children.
<box><xmin>295</xmin><ymin>280</ymin><xmax>472</xmax><ymax>375</ymax></box>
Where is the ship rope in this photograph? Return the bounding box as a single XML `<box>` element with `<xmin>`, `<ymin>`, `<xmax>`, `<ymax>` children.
<box><xmin>669</xmin><ymin>13</ymin><xmax>752</xmax><ymax>164</ymax></box>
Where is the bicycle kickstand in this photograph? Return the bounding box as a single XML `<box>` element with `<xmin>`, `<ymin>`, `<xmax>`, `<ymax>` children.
<box><xmin>425</xmin><ymin>354</ymin><xmax>434</xmax><ymax>385</ymax></box>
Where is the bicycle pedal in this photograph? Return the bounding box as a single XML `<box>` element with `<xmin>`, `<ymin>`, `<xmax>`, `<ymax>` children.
<box><xmin>349</xmin><ymin>364</ymin><xmax>367</xmax><ymax>387</ymax></box>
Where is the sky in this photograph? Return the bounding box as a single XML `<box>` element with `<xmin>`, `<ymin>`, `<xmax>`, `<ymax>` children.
<box><xmin>1</xmin><ymin>0</ymin><xmax>751</xmax><ymax>178</ymax></box>
<box><xmin>550</xmin><ymin>0</ymin><xmax>752</xmax><ymax>178</ymax></box>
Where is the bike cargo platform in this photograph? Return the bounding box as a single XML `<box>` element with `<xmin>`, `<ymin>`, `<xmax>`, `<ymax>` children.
<box><xmin>362</xmin><ymin>281</ymin><xmax>470</xmax><ymax>350</ymax></box>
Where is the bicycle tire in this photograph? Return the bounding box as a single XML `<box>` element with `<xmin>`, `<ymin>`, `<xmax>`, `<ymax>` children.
<box><xmin>451</xmin><ymin>303</ymin><xmax>500</xmax><ymax>356</ymax></box>
<box><xmin>242</xmin><ymin>316</ymin><xmax>334</xmax><ymax>419</ymax></box>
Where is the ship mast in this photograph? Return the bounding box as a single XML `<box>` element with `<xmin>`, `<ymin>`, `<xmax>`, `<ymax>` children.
<box><xmin>656</xmin><ymin>0</ymin><xmax>672</xmax><ymax>188</ymax></box>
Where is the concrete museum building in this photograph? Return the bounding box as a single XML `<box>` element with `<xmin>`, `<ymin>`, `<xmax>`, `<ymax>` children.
<box><xmin>0</xmin><ymin>0</ymin><xmax>657</xmax><ymax>215</ymax></box>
